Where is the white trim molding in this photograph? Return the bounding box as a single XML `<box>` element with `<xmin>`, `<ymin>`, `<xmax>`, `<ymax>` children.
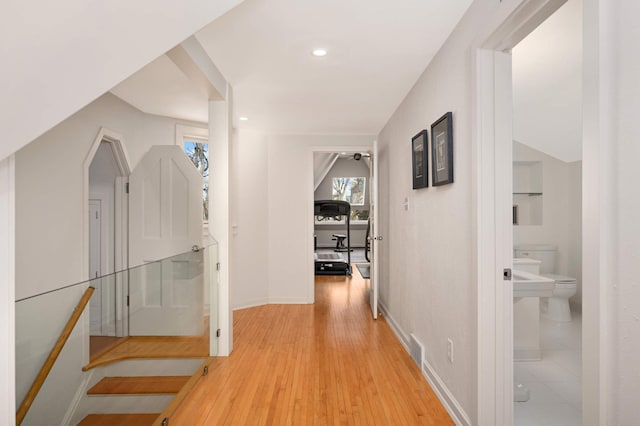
<box><xmin>422</xmin><ymin>359</ymin><xmax>472</xmax><ymax>426</ymax></box>
<box><xmin>82</xmin><ymin>128</ymin><xmax>131</xmax><ymax>280</ymax></box>
<box><xmin>0</xmin><ymin>155</ymin><xmax>16</xmax><ymax>424</ymax></box>
<box><xmin>378</xmin><ymin>301</ymin><xmax>410</xmax><ymax>351</ymax></box>
<box><xmin>175</xmin><ymin>124</ymin><xmax>209</xmax><ymax>145</ymax></box>
<box><xmin>378</xmin><ymin>300</ymin><xmax>470</xmax><ymax>426</ymax></box>
<box><xmin>474</xmin><ymin>1</ymin><xmax>568</xmax><ymax>424</ymax></box>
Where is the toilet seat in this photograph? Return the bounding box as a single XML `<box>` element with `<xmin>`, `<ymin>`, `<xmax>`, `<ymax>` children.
<box><xmin>541</xmin><ymin>273</ymin><xmax>576</xmax><ymax>285</ymax></box>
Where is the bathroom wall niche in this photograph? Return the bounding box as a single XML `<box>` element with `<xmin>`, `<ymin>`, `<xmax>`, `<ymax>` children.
<box><xmin>513</xmin><ymin>161</ymin><xmax>543</xmax><ymax>225</ymax></box>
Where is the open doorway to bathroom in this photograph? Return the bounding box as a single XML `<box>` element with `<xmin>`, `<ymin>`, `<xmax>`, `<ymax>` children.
<box><xmin>511</xmin><ymin>0</ymin><xmax>583</xmax><ymax>424</ymax></box>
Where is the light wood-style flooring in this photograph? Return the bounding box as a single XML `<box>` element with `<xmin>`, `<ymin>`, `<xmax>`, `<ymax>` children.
<box><xmin>169</xmin><ymin>269</ymin><xmax>453</xmax><ymax>425</ymax></box>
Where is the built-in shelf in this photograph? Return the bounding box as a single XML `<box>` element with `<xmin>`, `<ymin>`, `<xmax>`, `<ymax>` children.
<box><xmin>513</xmin><ymin>161</ymin><xmax>543</xmax><ymax>225</ymax></box>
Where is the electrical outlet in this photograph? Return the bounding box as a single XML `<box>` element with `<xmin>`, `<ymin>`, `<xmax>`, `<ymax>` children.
<box><xmin>447</xmin><ymin>338</ymin><xmax>454</xmax><ymax>363</ymax></box>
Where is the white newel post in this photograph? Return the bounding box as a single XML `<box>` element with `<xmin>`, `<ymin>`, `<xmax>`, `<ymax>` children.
<box><xmin>209</xmin><ymin>87</ymin><xmax>233</xmax><ymax>356</ymax></box>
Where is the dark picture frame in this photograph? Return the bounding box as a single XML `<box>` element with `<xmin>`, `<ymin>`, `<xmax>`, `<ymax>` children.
<box><xmin>431</xmin><ymin>112</ymin><xmax>454</xmax><ymax>186</ymax></box>
<box><xmin>411</xmin><ymin>130</ymin><xmax>429</xmax><ymax>189</ymax></box>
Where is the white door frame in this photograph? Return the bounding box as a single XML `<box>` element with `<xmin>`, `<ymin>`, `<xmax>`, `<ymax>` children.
<box><xmin>0</xmin><ymin>155</ymin><xmax>16</xmax><ymax>423</ymax></box>
<box><xmin>473</xmin><ymin>0</ymin><xmax>601</xmax><ymax>424</ymax></box>
<box><xmin>308</xmin><ymin>145</ymin><xmax>374</xmax><ymax>304</ymax></box>
<box><xmin>83</xmin><ymin>128</ymin><xmax>131</xmax><ymax>341</ymax></box>
<box><xmin>369</xmin><ymin>139</ymin><xmax>379</xmax><ymax>319</ymax></box>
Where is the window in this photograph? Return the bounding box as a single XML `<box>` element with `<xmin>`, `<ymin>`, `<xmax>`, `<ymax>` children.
<box><xmin>176</xmin><ymin>124</ymin><xmax>210</xmax><ymax>223</ymax></box>
<box><xmin>183</xmin><ymin>140</ymin><xmax>209</xmax><ymax>221</ymax></box>
<box><xmin>332</xmin><ymin>177</ymin><xmax>366</xmax><ymax>206</ymax></box>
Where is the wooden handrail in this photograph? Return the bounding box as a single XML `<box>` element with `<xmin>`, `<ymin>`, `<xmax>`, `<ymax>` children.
<box><xmin>16</xmin><ymin>286</ymin><xmax>95</xmax><ymax>425</ymax></box>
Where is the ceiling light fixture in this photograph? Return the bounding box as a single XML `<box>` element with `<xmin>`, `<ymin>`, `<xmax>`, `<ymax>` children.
<box><xmin>239</xmin><ymin>116</ymin><xmax>249</xmax><ymax>121</ymax></box>
<box><xmin>312</xmin><ymin>48</ymin><xmax>327</xmax><ymax>57</ymax></box>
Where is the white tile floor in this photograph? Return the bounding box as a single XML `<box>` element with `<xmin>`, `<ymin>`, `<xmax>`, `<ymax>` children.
<box><xmin>514</xmin><ymin>312</ymin><xmax>582</xmax><ymax>426</ymax></box>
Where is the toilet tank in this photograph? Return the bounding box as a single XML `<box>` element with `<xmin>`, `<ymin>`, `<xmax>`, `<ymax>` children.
<box><xmin>514</xmin><ymin>244</ymin><xmax>557</xmax><ymax>274</ymax></box>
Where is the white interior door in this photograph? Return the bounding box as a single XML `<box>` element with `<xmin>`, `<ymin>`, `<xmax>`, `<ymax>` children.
<box><xmin>369</xmin><ymin>140</ymin><xmax>380</xmax><ymax>319</ymax></box>
<box><xmin>129</xmin><ymin>145</ymin><xmax>204</xmax><ymax>336</ymax></box>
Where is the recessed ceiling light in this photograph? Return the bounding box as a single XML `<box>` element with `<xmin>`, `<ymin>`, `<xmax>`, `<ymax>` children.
<box><xmin>239</xmin><ymin>116</ymin><xmax>249</xmax><ymax>121</ymax></box>
<box><xmin>312</xmin><ymin>48</ymin><xmax>327</xmax><ymax>57</ymax></box>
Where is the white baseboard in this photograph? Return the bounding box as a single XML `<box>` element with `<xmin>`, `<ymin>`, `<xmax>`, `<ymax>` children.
<box><xmin>378</xmin><ymin>300</ymin><xmax>470</xmax><ymax>426</ymax></box>
<box><xmin>267</xmin><ymin>297</ymin><xmax>310</xmax><ymax>305</ymax></box>
<box><xmin>232</xmin><ymin>298</ymin><xmax>270</xmax><ymax>311</ymax></box>
<box><xmin>232</xmin><ymin>297</ymin><xmax>311</xmax><ymax>312</ymax></box>
<box><xmin>62</xmin><ymin>370</ymin><xmax>94</xmax><ymax>426</ymax></box>
<box><xmin>378</xmin><ymin>300</ymin><xmax>410</xmax><ymax>351</ymax></box>
<box><xmin>421</xmin><ymin>358</ymin><xmax>471</xmax><ymax>426</ymax></box>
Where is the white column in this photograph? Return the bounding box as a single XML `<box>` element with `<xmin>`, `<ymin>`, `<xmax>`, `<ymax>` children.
<box><xmin>582</xmin><ymin>0</ymin><xmax>616</xmax><ymax>424</ymax></box>
<box><xmin>0</xmin><ymin>155</ymin><xmax>16</xmax><ymax>425</ymax></box>
<box><xmin>209</xmin><ymin>88</ymin><xmax>233</xmax><ymax>356</ymax></box>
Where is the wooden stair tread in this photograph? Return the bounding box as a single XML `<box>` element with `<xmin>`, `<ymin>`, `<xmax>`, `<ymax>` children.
<box><xmin>77</xmin><ymin>413</ymin><xmax>159</xmax><ymax>426</ymax></box>
<box><xmin>83</xmin><ymin>336</ymin><xmax>209</xmax><ymax>371</ymax></box>
<box><xmin>88</xmin><ymin>376</ymin><xmax>190</xmax><ymax>395</ymax></box>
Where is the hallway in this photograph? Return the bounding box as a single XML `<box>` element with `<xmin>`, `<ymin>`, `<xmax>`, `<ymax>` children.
<box><xmin>170</xmin><ymin>271</ymin><xmax>453</xmax><ymax>424</ymax></box>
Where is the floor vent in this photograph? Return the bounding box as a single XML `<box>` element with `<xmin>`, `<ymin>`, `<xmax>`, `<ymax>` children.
<box><xmin>409</xmin><ymin>333</ymin><xmax>424</xmax><ymax>367</ymax></box>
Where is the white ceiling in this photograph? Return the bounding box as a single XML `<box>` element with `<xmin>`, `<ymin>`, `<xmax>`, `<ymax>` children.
<box><xmin>512</xmin><ymin>0</ymin><xmax>583</xmax><ymax>162</ymax></box>
<box><xmin>112</xmin><ymin>0</ymin><xmax>473</xmax><ymax>133</ymax></box>
<box><xmin>110</xmin><ymin>0</ymin><xmax>582</xmax><ymax>157</ymax></box>
<box><xmin>111</xmin><ymin>55</ymin><xmax>210</xmax><ymax>123</ymax></box>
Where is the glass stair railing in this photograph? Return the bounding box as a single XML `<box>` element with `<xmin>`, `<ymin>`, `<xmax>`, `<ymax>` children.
<box><xmin>15</xmin><ymin>240</ymin><xmax>219</xmax><ymax>426</ymax></box>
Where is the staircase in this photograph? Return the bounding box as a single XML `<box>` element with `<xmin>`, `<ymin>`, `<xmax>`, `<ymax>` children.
<box><xmin>75</xmin><ymin>376</ymin><xmax>188</xmax><ymax>425</ymax></box>
<box><xmin>70</xmin><ymin>358</ymin><xmax>205</xmax><ymax>425</ymax></box>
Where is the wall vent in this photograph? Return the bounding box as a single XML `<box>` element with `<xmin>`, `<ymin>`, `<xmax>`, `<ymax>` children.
<box><xmin>409</xmin><ymin>333</ymin><xmax>424</xmax><ymax>367</ymax></box>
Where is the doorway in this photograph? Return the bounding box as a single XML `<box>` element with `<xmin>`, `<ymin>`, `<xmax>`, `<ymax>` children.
<box><xmin>311</xmin><ymin>146</ymin><xmax>379</xmax><ymax>319</ymax></box>
<box><xmin>475</xmin><ymin>0</ymin><xmax>598</xmax><ymax>424</ymax></box>
<box><xmin>510</xmin><ymin>1</ymin><xmax>583</xmax><ymax>423</ymax></box>
<box><xmin>83</xmin><ymin>129</ymin><xmax>131</xmax><ymax>358</ymax></box>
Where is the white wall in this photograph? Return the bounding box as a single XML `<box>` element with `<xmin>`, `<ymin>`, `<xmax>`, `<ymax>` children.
<box><xmin>15</xmin><ymin>93</ymin><xmax>205</xmax><ymax>300</ymax></box>
<box><xmin>374</xmin><ymin>0</ymin><xmax>567</xmax><ymax>422</ymax></box>
<box><xmin>0</xmin><ymin>0</ymin><xmax>242</xmax><ymax>161</ymax></box>
<box><xmin>231</xmin><ymin>131</ymin><xmax>373</xmax><ymax>309</ymax></box>
<box><xmin>377</xmin><ymin>32</ymin><xmax>474</xmax><ymax>426</ymax></box>
<box><xmin>0</xmin><ymin>156</ymin><xmax>15</xmax><ymax>425</ymax></box>
<box><xmin>513</xmin><ymin>142</ymin><xmax>582</xmax><ymax>309</ymax></box>
<box><xmin>230</xmin><ymin>130</ymin><xmax>269</xmax><ymax>309</ymax></box>
<box><xmin>611</xmin><ymin>0</ymin><xmax>640</xmax><ymax>422</ymax></box>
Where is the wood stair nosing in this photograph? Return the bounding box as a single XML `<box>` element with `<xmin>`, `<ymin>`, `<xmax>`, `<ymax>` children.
<box><xmin>77</xmin><ymin>413</ymin><xmax>160</xmax><ymax>426</ymax></box>
<box><xmin>87</xmin><ymin>376</ymin><xmax>190</xmax><ymax>396</ymax></box>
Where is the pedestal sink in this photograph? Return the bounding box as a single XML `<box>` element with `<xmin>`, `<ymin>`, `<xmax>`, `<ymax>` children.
<box><xmin>513</xmin><ymin>269</ymin><xmax>555</xmax><ymax>362</ymax></box>
<box><xmin>513</xmin><ymin>269</ymin><xmax>555</xmax><ymax>298</ymax></box>
<box><xmin>512</xmin><ymin>263</ymin><xmax>556</xmax><ymax>401</ymax></box>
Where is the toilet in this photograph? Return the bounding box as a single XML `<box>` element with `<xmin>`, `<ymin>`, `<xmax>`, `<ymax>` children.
<box><xmin>514</xmin><ymin>245</ymin><xmax>577</xmax><ymax>322</ymax></box>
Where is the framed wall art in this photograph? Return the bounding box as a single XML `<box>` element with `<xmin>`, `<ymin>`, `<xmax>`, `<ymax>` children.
<box><xmin>411</xmin><ymin>129</ymin><xmax>428</xmax><ymax>189</ymax></box>
<box><xmin>431</xmin><ymin>112</ymin><xmax>454</xmax><ymax>186</ymax></box>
